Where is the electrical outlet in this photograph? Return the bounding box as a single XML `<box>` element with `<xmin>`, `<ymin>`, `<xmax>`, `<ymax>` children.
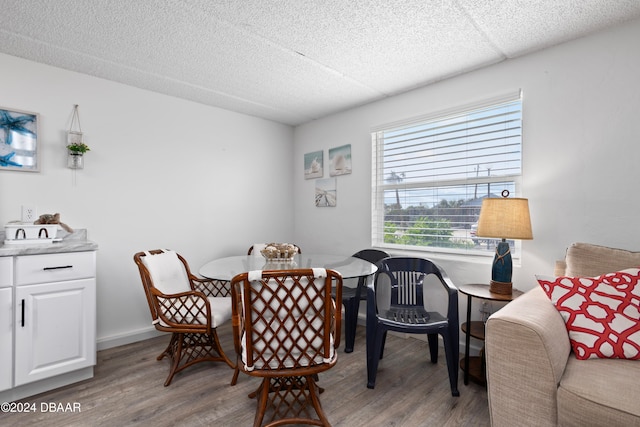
<box><xmin>21</xmin><ymin>205</ymin><xmax>37</xmax><ymax>223</ymax></box>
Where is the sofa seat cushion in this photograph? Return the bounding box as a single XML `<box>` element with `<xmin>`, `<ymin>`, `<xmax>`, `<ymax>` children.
<box><xmin>558</xmin><ymin>355</ymin><xmax>640</xmax><ymax>426</ymax></box>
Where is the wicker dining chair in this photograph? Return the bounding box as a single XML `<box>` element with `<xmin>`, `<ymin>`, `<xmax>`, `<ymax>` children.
<box><xmin>231</xmin><ymin>268</ymin><xmax>342</xmax><ymax>427</ymax></box>
<box><xmin>133</xmin><ymin>249</ymin><xmax>235</xmax><ymax>386</ymax></box>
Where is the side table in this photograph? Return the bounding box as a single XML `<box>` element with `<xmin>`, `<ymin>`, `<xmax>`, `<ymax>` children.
<box><xmin>459</xmin><ymin>284</ymin><xmax>523</xmax><ymax>385</ymax></box>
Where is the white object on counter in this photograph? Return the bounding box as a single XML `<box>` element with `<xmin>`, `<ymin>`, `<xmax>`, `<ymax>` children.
<box><xmin>4</xmin><ymin>224</ymin><xmax>59</xmax><ymax>245</ymax></box>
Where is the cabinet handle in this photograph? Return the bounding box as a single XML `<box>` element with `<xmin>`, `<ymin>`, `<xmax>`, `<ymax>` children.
<box><xmin>43</xmin><ymin>265</ymin><xmax>73</xmax><ymax>270</ymax></box>
<box><xmin>21</xmin><ymin>299</ymin><xmax>25</xmax><ymax>327</ymax></box>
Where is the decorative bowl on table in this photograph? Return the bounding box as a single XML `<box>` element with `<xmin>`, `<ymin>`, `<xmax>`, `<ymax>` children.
<box><xmin>260</xmin><ymin>243</ymin><xmax>299</xmax><ymax>262</ymax></box>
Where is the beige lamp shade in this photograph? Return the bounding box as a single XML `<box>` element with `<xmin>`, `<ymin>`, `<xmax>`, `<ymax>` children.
<box><xmin>476</xmin><ymin>197</ymin><xmax>533</xmax><ymax>240</ymax></box>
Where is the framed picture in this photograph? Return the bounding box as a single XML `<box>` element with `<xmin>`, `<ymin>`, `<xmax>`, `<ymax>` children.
<box><xmin>0</xmin><ymin>106</ymin><xmax>39</xmax><ymax>172</ymax></box>
<box><xmin>304</xmin><ymin>150</ymin><xmax>323</xmax><ymax>179</ymax></box>
<box><xmin>315</xmin><ymin>178</ymin><xmax>337</xmax><ymax>207</ymax></box>
<box><xmin>329</xmin><ymin>144</ymin><xmax>352</xmax><ymax>176</ymax></box>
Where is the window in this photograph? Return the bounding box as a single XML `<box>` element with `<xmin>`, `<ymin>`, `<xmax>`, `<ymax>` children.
<box><xmin>371</xmin><ymin>91</ymin><xmax>523</xmax><ymax>257</ymax></box>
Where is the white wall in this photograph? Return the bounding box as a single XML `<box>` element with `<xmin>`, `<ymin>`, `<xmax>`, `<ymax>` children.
<box><xmin>3</xmin><ymin>17</ymin><xmax>639</xmax><ymax>349</ymax></box>
<box><xmin>0</xmin><ymin>53</ymin><xmax>295</xmax><ymax>347</ymax></box>
<box><xmin>293</xmin><ymin>18</ymin><xmax>640</xmax><ymax>303</ymax></box>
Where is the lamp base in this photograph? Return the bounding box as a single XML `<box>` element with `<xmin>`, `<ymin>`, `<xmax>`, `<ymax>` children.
<box><xmin>490</xmin><ymin>280</ymin><xmax>512</xmax><ymax>295</ymax></box>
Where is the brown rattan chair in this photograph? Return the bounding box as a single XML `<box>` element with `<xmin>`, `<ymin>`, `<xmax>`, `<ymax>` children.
<box><xmin>231</xmin><ymin>268</ymin><xmax>342</xmax><ymax>427</ymax></box>
<box><xmin>247</xmin><ymin>243</ymin><xmax>302</xmax><ymax>255</ymax></box>
<box><xmin>133</xmin><ymin>249</ymin><xmax>235</xmax><ymax>386</ymax></box>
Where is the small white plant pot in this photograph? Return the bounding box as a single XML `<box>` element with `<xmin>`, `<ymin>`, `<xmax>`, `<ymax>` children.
<box><xmin>68</xmin><ymin>151</ymin><xmax>84</xmax><ymax>169</ymax></box>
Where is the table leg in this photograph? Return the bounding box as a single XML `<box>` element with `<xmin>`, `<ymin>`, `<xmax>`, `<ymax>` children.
<box><xmin>464</xmin><ymin>294</ymin><xmax>472</xmax><ymax>385</ymax></box>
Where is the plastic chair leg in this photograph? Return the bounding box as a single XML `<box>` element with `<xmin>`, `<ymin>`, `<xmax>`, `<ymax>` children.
<box><xmin>427</xmin><ymin>333</ymin><xmax>439</xmax><ymax>363</ymax></box>
<box><xmin>343</xmin><ymin>298</ymin><xmax>359</xmax><ymax>353</ymax></box>
<box><xmin>442</xmin><ymin>331</ymin><xmax>460</xmax><ymax>396</ymax></box>
<box><xmin>366</xmin><ymin>326</ymin><xmax>386</xmax><ymax>389</ymax></box>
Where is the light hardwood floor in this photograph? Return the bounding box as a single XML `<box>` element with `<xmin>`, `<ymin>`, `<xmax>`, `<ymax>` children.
<box><xmin>1</xmin><ymin>324</ymin><xmax>490</xmax><ymax>426</ymax></box>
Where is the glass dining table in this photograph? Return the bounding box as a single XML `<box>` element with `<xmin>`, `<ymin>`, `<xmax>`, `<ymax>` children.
<box><xmin>199</xmin><ymin>253</ymin><xmax>378</xmax><ymax>282</ymax></box>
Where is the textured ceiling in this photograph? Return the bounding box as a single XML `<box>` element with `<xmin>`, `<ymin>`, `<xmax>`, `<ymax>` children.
<box><xmin>1</xmin><ymin>0</ymin><xmax>639</xmax><ymax>126</ymax></box>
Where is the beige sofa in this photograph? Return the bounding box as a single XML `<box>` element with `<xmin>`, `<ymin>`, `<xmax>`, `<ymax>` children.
<box><xmin>485</xmin><ymin>242</ymin><xmax>640</xmax><ymax>427</ymax></box>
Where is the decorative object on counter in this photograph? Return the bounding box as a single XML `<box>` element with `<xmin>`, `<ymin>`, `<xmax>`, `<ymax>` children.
<box><xmin>0</xmin><ymin>106</ymin><xmax>39</xmax><ymax>172</ymax></box>
<box><xmin>35</xmin><ymin>213</ymin><xmax>74</xmax><ymax>233</ymax></box>
<box><xmin>476</xmin><ymin>190</ymin><xmax>533</xmax><ymax>295</ymax></box>
<box><xmin>67</xmin><ymin>104</ymin><xmax>89</xmax><ymax>169</ymax></box>
<box><xmin>260</xmin><ymin>243</ymin><xmax>300</xmax><ymax>262</ymax></box>
<box><xmin>4</xmin><ymin>223</ymin><xmax>59</xmax><ymax>245</ymax></box>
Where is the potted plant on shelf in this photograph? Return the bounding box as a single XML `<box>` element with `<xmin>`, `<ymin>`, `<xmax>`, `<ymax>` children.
<box><xmin>66</xmin><ymin>142</ymin><xmax>90</xmax><ymax>169</ymax></box>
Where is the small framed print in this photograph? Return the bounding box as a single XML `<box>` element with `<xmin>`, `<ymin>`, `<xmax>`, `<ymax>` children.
<box><xmin>304</xmin><ymin>150</ymin><xmax>323</xmax><ymax>179</ymax></box>
<box><xmin>0</xmin><ymin>106</ymin><xmax>39</xmax><ymax>172</ymax></box>
<box><xmin>329</xmin><ymin>144</ymin><xmax>351</xmax><ymax>176</ymax></box>
<box><xmin>315</xmin><ymin>178</ymin><xmax>336</xmax><ymax>207</ymax></box>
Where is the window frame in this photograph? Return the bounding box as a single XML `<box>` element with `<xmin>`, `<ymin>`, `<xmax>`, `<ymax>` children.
<box><xmin>371</xmin><ymin>90</ymin><xmax>524</xmax><ymax>259</ymax></box>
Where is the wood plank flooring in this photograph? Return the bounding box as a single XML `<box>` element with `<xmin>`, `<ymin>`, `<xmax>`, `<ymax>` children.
<box><xmin>0</xmin><ymin>324</ymin><xmax>490</xmax><ymax>426</ymax></box>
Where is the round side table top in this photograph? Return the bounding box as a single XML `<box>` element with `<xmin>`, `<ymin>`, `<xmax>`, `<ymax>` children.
<box><xmin>458</xmin><ymin>283</ymin><xmax>524</xmax><ymax>301</ymax></box>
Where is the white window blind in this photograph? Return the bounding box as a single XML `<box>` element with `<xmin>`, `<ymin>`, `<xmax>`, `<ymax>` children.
<box><xmin>372</xmin><ymin>91</ymin><xmax>523</xmax><ymax>255</ymax></box>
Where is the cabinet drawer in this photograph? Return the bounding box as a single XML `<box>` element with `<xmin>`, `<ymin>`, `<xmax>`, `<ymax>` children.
<box><xmin>15</xmin><ymin>252</ymin><xmax>96</xmax><ymax>285</ymax></box>
<box><xmin>0</xmin><ymin>257</ymin><xmax>12</xmax><ymax>288</ymax></box>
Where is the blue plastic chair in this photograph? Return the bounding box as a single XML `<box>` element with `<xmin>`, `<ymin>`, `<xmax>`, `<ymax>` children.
<box><xmin>340</xmin><ymin>249</ymin><xmax>389</xmax><ymax>353</ymax></box>
<box><xmin>366</xmin><ymin>256</ymin><xmax>460</xmax><ymax>396</ymax></box>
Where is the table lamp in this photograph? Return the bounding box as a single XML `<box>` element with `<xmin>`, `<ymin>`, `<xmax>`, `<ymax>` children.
<box><xmin>476</xmin><ymin>190</ymin><xmax>533</xmax><ymax>295</ymax></box>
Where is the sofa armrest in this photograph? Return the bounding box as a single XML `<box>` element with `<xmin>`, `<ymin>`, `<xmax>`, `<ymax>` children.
<box><xmin>485</xmin><ymin>287</ymin><xmax>571</xmax><ymax>427</ymax></box>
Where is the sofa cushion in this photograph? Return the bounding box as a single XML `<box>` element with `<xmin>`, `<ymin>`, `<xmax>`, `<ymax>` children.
<box><xmin>558</xmin><ymin>355</ymin><xmax>640</xmax><ymax>425</ymax></box>
<box><xmin>537</xmin><ymin>269</ymin><xmax>640</xmax><ymax>360</ymax></box>
<box><xmin>564</xmin><ymin>242</ymin><xmax>640</xmax><ymax>277</ymax></box>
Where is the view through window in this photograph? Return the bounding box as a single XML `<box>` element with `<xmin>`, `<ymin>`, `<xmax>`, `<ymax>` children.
<box><xmin>371</xmin><ymin>92</ymin><xmax>523</xmax><ymax>256</ymax></box>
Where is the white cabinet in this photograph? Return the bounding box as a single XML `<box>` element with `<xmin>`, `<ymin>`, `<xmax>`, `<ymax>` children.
<box><xmin>14</xmin><ymin>278</ymin><xmax>96</xmax><ymax>385</ymax></box>
<box><xmin>0</xmin><ymin>257</ymin><xmax>13</xmax><ymax>392</ymax></box>
<box><xmin>0</xmin><ymin>250</ymin><xmax>96</xmax><ymax>400</ymax></box>
<box><xmin>0</xmin><ymin>291</ymin><xmax>12</xmax><ymax>392</ymax></box>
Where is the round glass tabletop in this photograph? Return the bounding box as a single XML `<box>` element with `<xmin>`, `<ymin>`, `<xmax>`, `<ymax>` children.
<box><xmin>199</xmin><ymin>253</ymin><xmax>378</xmax><ymax>281</ymax></box>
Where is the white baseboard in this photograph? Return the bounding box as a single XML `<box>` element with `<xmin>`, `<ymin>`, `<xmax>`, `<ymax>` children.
<box><xmin>96</xmin><ymin>326</ymin><xmax>163</xmax><ymax>351</ymax></box>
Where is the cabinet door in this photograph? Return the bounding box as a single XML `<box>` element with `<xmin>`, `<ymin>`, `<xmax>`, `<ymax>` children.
<box><xmin>14</xmin><ymin>278</ymin><xmax>96</xmax><ymax>386</ymax></box>
<box><xmin>0</xmin><ymin>287</ymin><xmax>12</xmax><ymax>392</ymax></box>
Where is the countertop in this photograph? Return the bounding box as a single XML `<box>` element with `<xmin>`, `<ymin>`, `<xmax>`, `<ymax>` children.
<box><xmin>0</xmin><ymin>229</ymin><xmax>98</xmax><ymax>256</ymax></box>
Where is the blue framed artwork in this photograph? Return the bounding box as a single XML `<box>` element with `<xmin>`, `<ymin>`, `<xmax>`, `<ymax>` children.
<box><xmin>0</xmin><ymin>106</ymin><xmax>39</xmax><ymax>172</ymax></box>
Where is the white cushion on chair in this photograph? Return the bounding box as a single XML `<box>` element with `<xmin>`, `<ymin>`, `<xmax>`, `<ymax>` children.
<box><xmin>141</xmin><ymin>250</ymin><xmax>191</xmax><ymax>295</ymax></box>
<box><xmin>209</xmin><ymin>296</ymin><xmax>232</xmax><ymax>327</ymax></box>
<box><xmin>155</xmin><ymin>295</ymin><xmax>232</xmax><ymax>328</ymax></box>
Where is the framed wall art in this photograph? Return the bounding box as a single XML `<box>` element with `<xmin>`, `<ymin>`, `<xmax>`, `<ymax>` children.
<box><xmin>329</xmin><ymin>144</ymin><xmax>351</xmax><ymax>176</ymax></box>
<box><xmin>0</xmin><ymin>106</ymin><xmax>39</xmax><ymax>172</ymax></box>
<box><xmin>315</xmin><ymin>178</ymin><xmax>336</xmax><ymax>207</ymax></box>
<box><xmin>304</xmin><ymin>150</ymin><xmax>323</xmax><ymax>179</ymax></box>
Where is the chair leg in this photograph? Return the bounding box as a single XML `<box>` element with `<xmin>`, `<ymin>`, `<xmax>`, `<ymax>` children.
<box><xmin>379</xmin><ymin>330</ymin><xmax>388</xmax><ymax>359</ymax></box>
<box><xmin>163</xmin><ymin>333</ymin><xmax>183</xmax><ymax>387</ymax></box>
<box><xmin>343</xmin><ymin>298</ymin><xmax>359</xmax><ymax>353</ymax></box>
<box><xmin>366</xmin><ymin>326</ymin><xmax>386</xmax><ymax>389</ymax></box>
<box><xmin>230</xmin><ymin>366</ymin><xmax>240</xmax><ymax>386</ymax></box>
<box><xmin>427</xmin><ymin>333</ymin><xmax>439</xmax><ymax>363</ymax></box>
<box><xmin>253</xmin><ymin>378</ymin><xmax>270</xmax><ymax>427</ymax></box>
<box><xmin>158</xmin><ymin>330</ymin><xmax>236</xmax><ymax>387</ymax></box>
<box><xmin>442</xmin><ymin>331</ymin><xmax>460</xmax><ymax>397</ymax></box>
<box><xmin>251</xmin><ymin>376</ymin><xmax>330</xmax><ymax>427</ymax></box>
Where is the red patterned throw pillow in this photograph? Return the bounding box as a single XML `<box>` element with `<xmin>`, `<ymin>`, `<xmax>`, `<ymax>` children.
<box><xmin>537</xmin><ymin>268</ymin><xmax>640</xmax><ymax>360</ymax></box>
